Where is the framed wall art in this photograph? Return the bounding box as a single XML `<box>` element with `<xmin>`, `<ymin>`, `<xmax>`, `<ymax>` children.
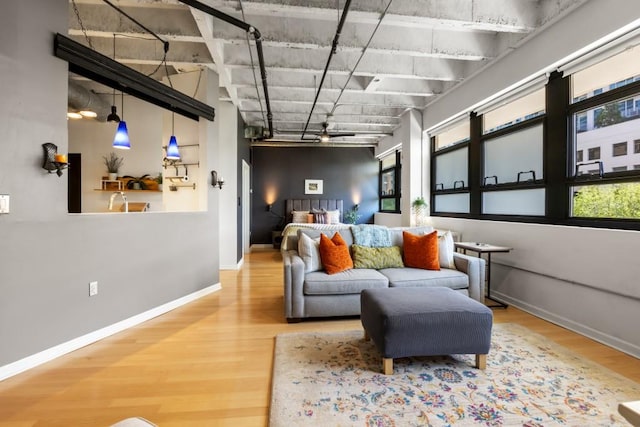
<box><xmin>304</xmin><ymin>179</ymin><xmax>323</xmax><ymax>194</ymax></box>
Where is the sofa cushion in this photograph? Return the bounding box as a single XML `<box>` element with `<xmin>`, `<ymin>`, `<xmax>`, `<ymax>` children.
<box><xmin>351</xmin><ymin>224</ymin><xmax>392</xmax><ymax>247</ymax></box>
<box><xmin>379</xmin><ymin>267</ymin><xmax>468</xmax><ymax>290</ymax></box>
<box><xmin>402</xmin><ymin>230</ymin><xmax>440</xmax><ymax>270</ymax></box>
<box><xmin>388</xmin><ymin>226</ymin><xmax>435</xmax><ymax>247</ymax></box>
<box><xmin>352</xmin><ymin>245</ymin><xmax>404</xmax><ymax>269</ymax></box>
<box><xmin>298</xmin><ymin>232</ymin><xmax>321</xmax><ymax>272</ymax></box>
<box><xmin>438</xmin><ymin>230</ymin><xmax>456</xmax><ymax>269</ymax></box>
<box><xmin>304</xmin><ymin>268</ymin><xmax>389</xmax><ymax>295</ymax></box>
<box><xmin>319</xmin><ymin>232</ymin><xmax>353</xmax><ymax>274</ymax></box>
<box><xmin>299</xmin><ymin>228</ymin><xmax>354</xmax><ymax>247</ymax></box>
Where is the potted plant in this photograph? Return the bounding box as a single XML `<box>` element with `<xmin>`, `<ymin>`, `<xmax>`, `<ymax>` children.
<box><xmin>103</xmin><ymin>152</ymin><xmax>123</xmax><ymax>181</ymax></box>
<box><xmin>412</xmin><ymin>197</ymin><xmax>429</xmax><ymax>226</ymax></box>
<box><xmin>344</xmin><ymin>204</ymin><xmax>361</xmax><ymax>225</ymax></box>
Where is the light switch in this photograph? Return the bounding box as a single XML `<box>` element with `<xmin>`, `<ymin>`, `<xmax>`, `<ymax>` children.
<box><xmin>0</xmin><ymin>195</ymin><xmax>9</xmax><ymax>214</ymax></box>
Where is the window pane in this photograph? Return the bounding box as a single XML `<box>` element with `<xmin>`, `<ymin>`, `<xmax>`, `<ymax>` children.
<box><xmin>434</xmin><ymin>121</ymin><xmax>469</xmax><ymax>151</ymax></box>
<box><xmin>572</xmin><ymin>183</ymin><xmax>640</xmax><ymax>219</ymax></box>
<box><xmin>483</xmin><ymin>189</ymin><xmax>545</xmax><ymax>216</ymax></box>
<box><xmin>612</xmin><ymin>142</ymin><xmax>627</xmax><ymax>157</ymax></box>
<box><xmin>434</xmin><ymin>193</ymin><xmax>469</xmax><ymax>213</ymax></box>
<box><xmin>381</xmin><ymin>198</ymin><xmax>396</xmax><ymax>211</ymax></box>
<box><xmin>574</xmin><ymin>94</ymin><xmax>640</xmax><ymax>174</ymax></box>
<box><xmin>483</xmin><ymin>124</ymin><xmax>543</xmax><ymax>185</ymax></box>
<box><xmin>571</xmin><ymin>44</ymin><xmax>640</xmax><ymax>102</ymax></box>
<box><xmin>434</xmin><ymin>147</ymin><xmax>468</xmax><ymax>190</ymax></box>
<box><xmin>381</xmin><ymin>170</ymin><xmax>395</xmax><ymax>195</ymax></box>
<box><xmin>483</xmin><ymin>88</ymin><xmax>545</xmax><ymax>134</ymax></box>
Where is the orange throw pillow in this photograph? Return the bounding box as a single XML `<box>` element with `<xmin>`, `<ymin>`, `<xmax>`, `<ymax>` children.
<box><xmin>319</xmin><ymin>232</ymin><xmax>353</xmax><ymax>274</ymax></box>
<box><xmin>402</xmin><ymin>230</ymin><xmax>440</xmax><ymax>270</ymax></box>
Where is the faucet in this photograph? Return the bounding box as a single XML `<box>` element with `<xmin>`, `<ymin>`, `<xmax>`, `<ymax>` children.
<box><xmin>108</xmin><ymin>191</ymin><xmax>128</xmax><ymax>212</ymax></box>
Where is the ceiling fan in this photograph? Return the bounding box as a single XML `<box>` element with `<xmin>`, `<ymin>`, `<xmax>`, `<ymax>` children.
<box><xmin>313</xmin><ymin>122</ymin><xmax>356</xmax><ymax>142</ymax></box>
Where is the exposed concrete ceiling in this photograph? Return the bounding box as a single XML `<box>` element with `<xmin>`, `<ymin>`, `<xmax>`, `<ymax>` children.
<box><xmin>68</xmin><ymin>0</ymin><xmax>588</xmax><ymax>146</ymax></box>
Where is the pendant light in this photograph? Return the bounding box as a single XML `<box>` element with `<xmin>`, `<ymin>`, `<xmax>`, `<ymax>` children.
<box><xmin>106</xmin><ymin>34</ymin><xmax>120</xmax><ymax>123</ymax></box>
<box><xmin>113</xmin><ymin>92</ymin><xmax>130</xmax><ymax>149</ymax></box>
<box><xmin>165</xmin><ymin>113</ymin><xmax>180</xmax><ymax>160</ymax></box>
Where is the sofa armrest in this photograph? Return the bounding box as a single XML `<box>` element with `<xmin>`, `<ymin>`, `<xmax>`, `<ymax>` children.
<box><xmin>453</xmin><ymin>252</ymin><xmax>486</xmax><ymax>302</ymax></box>
<box><xmin>282</xmin><ymin>250</ymin><xmax>306</xmax><ymax>320</ymax></box>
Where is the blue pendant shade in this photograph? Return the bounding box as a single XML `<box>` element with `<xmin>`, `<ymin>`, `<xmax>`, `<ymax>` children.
<box><xmin>166</xmin><ymin>135</ymin><xmax>180</xmax><ymax>160</ymax></box>
<box><xmin>113</xmin><ymin>121</ymin><xmax>131</xmax><ymax>149</ymax></box>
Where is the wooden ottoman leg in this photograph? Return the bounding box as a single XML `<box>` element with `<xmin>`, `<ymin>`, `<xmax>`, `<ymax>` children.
<box><xmin>475</xmin><ymin>354</ymin><xmax>487</xmax><ymax>370</ymax></box>
<box><xmin>364</xmin><ymin>330</ymin><xmax>370</xmax><ymax>341</ymax></box>
<box><xmin>383</xmin><ymin>358</ymin><xmax>393</xmax><ymax>375</ymax></box>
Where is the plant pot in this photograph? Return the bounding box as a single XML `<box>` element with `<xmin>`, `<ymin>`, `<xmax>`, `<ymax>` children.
<box><xmin>108</xmin><ymin>172</ymin><xmax>118</xmax><ymax>181</ymax></box>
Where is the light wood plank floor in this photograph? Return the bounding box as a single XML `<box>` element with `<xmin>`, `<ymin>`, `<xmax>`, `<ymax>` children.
<box><xmin>0</xmin><ymin>249</ymin><xmax>638</xmax><ymax>426</ymax></box>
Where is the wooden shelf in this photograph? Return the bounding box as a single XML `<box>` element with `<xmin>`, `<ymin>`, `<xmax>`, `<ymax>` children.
<box><xmin>94</xmin><ymin>189</ymin><xmax>162</xmax><ymax>193</ymax></box>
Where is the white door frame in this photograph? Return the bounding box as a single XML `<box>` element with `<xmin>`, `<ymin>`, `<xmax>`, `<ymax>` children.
<box><xmin>242</xmin><ymin>160</ymin><xmax>251</xmax><ymax>254</ymax></box>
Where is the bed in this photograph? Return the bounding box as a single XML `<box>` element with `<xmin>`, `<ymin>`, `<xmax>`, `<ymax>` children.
<box><xmin>280</xmin><ymin>199</ymin><xmax>347</xmax><ymax>251</ymax></box>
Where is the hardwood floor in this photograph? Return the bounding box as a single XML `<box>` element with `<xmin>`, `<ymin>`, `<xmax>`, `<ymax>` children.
<box><xmin>0</xmin><ymin>249</ymin><xmax>638</xmax><ymax>426</ymax></box>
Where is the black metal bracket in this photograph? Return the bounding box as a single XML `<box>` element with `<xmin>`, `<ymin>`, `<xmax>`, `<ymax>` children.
<box><xmin>517</xmin><ymin>170</ymin><xmax>537</xmax><ymax>183</ymax></box>
<box><xmin>575</xmin><ymin>161</ymin><xmax>604</xmax><ymax>178</ymax></box>
<box><xmin>434</xmin><ymin>183</ymin><xmax>444</xmax><ymax>191</ymax></box>
<box><xmin>453</xmin><ymin>180</ymin><xmax>465</xmax><ymax>189</ymax></box>
<box><xmin>483</xmin><ymin>175</ymin><xmax>498</xmax><ymax>186</ymax></box>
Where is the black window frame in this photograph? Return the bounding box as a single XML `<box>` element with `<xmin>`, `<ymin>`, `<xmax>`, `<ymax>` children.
<box><xmin>429</xmin><ymin>70</ymin><xmax>640</xmax><ymax>231</ymax></box>
<box><xmin>379</xmin><ymin>150</ymin><xmax>401</xmax><ymax>213</ymax></box>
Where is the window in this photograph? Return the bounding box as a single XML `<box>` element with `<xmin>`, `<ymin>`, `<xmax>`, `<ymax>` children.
<box><xmin>572</xmin><ymin>183</ymin><xmax>640</xmax><ymax>219</ymax></box>
<box><xmin>379</xmin><ymin>151</ymin><xmax>401</xmax><ymax>212</ymax></box>
<box><xmin>612</xmin><ymin>142</ymin><xmax>627</xmax><ymax>157</ymax></box>
<box><xmin>588</xmin><ymin>147</ymin><xmax>600</xmax><ymax>160</ymax></box>
<box><xmin>429</xmin><ymin>36</ymin><xmax>640</xmax><ymax>228</ymax></box>
<box><xmin>569</xmin><ymin>44</ymin><xmax>640</xmax><ymax>221</ymax></box>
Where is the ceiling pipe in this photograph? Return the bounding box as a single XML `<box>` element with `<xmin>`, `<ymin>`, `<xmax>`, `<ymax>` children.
<box><xmin>178</xmin><ymin>0</ymin><xmax>274</xmax><ymax>139</ymax></box>
<box><xmin>300</xmin><ymin>0</ymin><xmax>352</xmax><ymax>141</ymax></box>
<box><xmin>67</xmin><ymin>79</ymin><xmax>111</xmax><ymax>122</ymax></box>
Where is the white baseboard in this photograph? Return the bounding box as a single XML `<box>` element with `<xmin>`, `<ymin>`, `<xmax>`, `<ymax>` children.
<box><xmin>493</xmin><ymin>291</ymin><xmax>640</xmax><ymax>359</ymax></box>
<box><xmin>0</xmin><ymin>283</ymin><xmax>222</xmax><ymax>382</ymax></box>
<box><xmin>220</xmin><ymin>257</ymin><xmax>244</xmax><ymax>271</ymax></box>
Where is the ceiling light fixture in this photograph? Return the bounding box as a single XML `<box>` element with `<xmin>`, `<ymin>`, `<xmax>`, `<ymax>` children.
<box><xmin>113</xmin><ymin>93</ymin><xmax>130</xmax><ymax>150</ymax></box>
<box><xmin>67</xmin><ymin>111</ymin><xmax>83</xmax><ymax>120</ymax></box>
<box><xmin>79</xmin><ymin>110</ymin><xmax>97</xmax><ymax>118</ymax></box>
<box><xmin>165</xmin><ymin>113</ymin><xmax>180</xmax><ymax>160</ymax></box>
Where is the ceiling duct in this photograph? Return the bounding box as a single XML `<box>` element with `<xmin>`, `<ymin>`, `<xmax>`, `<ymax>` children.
<box><xmin>68</xmin><ymin>79</ymin><xmax>111</xmax><ymax>122</ymax></box>
<box><xmin>54</xmin><ymin>33</ymin><xmax>215</xmax><ymax>122</ymax></box>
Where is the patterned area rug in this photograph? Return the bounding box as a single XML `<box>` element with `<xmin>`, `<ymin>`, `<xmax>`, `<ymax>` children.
<box><xmin>270</xmin><ymin>324</ymin><xmax>640</xmax><ymax>426</ymax></box>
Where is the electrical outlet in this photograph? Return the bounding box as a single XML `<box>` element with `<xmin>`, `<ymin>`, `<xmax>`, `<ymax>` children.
<box><xmin>89</xmin><ymin>281</ymin><xmax>98</xmax><ymax>297</ymax></box>
<box><xmin>0</xmin><ymin>195</ymin><xmax>9</xmax><ymax>214</ymax></box>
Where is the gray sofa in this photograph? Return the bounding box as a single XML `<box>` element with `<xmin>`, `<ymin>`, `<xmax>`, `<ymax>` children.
<box><xmin>282</xmin><ymin>225</ymin><xmax>486</xmax><ymax>322</ymax></box>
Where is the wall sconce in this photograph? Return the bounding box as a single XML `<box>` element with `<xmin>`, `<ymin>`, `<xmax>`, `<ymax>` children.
<box><xmin>267</xmin><ymin>204</ymin><xmax>273</xmax><ymax>211</ymax></box>
<box><xmin>211</xmin><ymin>170</ymin><xmax>224</xmax><ymax>189</ymax></box>
<box><xmin>42</xmin><ymin>143</ymin><xmax>69</xmax><ymax>177</ymax></box>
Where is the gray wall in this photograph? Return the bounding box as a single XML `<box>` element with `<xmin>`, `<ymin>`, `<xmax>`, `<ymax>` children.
<box><xmin>0</xmin><ymin>0</ymin><xmax>220</xmax><ymax>367</ymax></box>
<box><xmin>251</xmin><ymin>146</ymin><xmax>378</xmax><ymax>244</ymax></box>
<box><xmin>426</xmin><ymin>0</ymin><xmax>640</xmax><ymax>357</ymax></box>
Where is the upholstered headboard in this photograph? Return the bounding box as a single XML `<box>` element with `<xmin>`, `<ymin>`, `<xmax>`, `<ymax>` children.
<box><xmin>285</xmin><ymin>199</ymin><xmax>343</xmax><ymax>223</ymax></box>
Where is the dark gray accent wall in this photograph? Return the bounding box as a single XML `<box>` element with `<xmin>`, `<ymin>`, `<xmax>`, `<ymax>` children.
<box><xmin>251</xmin><ymin>146</ymin><xmax>378</xmax><ymax>244</ymax></box>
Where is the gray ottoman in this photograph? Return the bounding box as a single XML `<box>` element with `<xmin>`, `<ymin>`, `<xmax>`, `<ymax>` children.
<box><xmin>361</xmin><ymin>287</ymin><xmax>493</xmax><ymax>375</ymax></box>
